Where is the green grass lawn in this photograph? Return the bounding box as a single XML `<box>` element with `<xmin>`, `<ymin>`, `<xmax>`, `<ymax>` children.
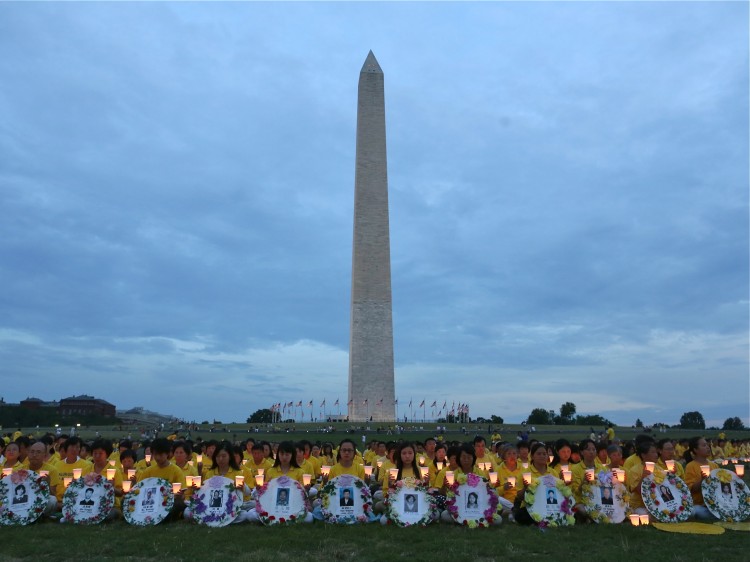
<box><xmin>0</xmin><ymin>519</ymin><xmax>747</xmax><ymax>561</ymax></box>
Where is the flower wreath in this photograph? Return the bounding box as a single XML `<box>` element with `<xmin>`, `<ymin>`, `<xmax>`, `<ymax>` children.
<box><xmin>525</xmin><ymin>475</ymin><xmax>576</xmax><ymax>527</ymax></box>
<box><xmin>384</xmin><ymin>477</ymin><xmax>437</xmax><ymax>527</ymax></box>
<box><xmin>256</xmin><ymin>476</ymin><xmax>309</xmax><ymax>525</ymax></box>
<box><xmin>702</xmin><ymin>469</ymin><xmax>750</xmax><ymax>523</ymax></box>
<box><xmin>123</xmin><ymin>477</ymin><xmax>175</xmax><ymax>526</ymax></box>
<box><xmin>445</xmin><ymin>472</ymin><xmax>501</xmax><ymax>528</ymax></box>
<box><xmin>319</xmin><ymin>475</ymin><xmax>374</xmax><ymax>524</ymax></box>
<box><xmin>580</xmin><ymin>471</ymin><xmax>630</xmax><ymax>524</ymax></box>
<box><xmin>189</xmin><ymin>476</ymin><xmax>243</xmax><ymax>527</ymax></box>
<box><xmin>0</xmin><ymin>470</ymin><xmax>50</xmax><ymax>526</ymax></box>
<box><xmin>641</xmin><ymin>471</ymin><xmax>692</xmax><ymax>523</ymax></box>
<box><xmin>62</xmin><ymin>472</ymin><xmax>115</xmax><ymax>524</ymax></box>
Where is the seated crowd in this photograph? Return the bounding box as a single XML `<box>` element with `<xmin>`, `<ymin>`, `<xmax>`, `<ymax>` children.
<box><xmin>0</xmin><ymin>430</ymin><xmax>747</xmax><ymax>525</ymax></box>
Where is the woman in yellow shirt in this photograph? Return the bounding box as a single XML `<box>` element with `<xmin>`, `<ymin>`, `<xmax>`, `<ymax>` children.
<box><xmin>626</xmin><ymin>440</ymin><xmax>659</xmax><ymax>515</ymax></box>
<box><xmin>683</xmin><ymin>437</ymin><xmax>718</xmax><ymax>521</ymax></box>
<box><xmin>513</xmin><ymin>442</ymin><xmax>552</xmax><ymax>525</ymax></box>
<box><xmin>327</xmin><ymin>439</ymin><xmax>366</xmax><ymax>480</ymax></box>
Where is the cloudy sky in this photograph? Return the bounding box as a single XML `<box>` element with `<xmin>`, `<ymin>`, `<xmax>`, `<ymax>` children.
<box><xmin>1</xmin><ymin>2</ymin><xmax>747</xmax><ymax>428</ymax></box>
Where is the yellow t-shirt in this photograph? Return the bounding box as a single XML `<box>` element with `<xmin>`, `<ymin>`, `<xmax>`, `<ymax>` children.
<box><xmin>497</xmin><ymin>462</ymin><xmax>524</xmax><ymax>502</ymax></box>
<box><xmin>266</xmin><ymin>466</ymin><xmax>305</xmax><ymax>484</ymax></box>
<box><xmin>329</xmin><ymin>463</ymin><xmax>365</xmax><ymax>480</ymax></box>
<box><xmin>684</xmin><ymin>460</ymin><xmax>718</xmax><ymax>506</ymax></box>
<box><xmin>54</xmin><ymin>458</ymin><xmax>93</xmax><ymax>501</ymax></box>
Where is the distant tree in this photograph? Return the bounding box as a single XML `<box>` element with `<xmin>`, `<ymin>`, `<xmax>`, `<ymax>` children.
<box><xmin>527</xmin><ymin>408</ymin><xmax>554</xmax><ymax>425</ymax></box>
<box><xmin>558</xmin><ymin>402</ymin><xmax>577</xmax><ymax>425</ymax></box>
<box><xmin>679</xmin><ymin>411</ymin><xmax>706</xmax><ymax>430</ymax></box>
<box><xmin>575</xmin><ymin>414</ymin><xmax>614</xmax><ymax>427</ymax></box>
<box><xmin>723</xmin><ymin>417</ymin><xmax>745</xmax><ymax>430</ymax></box>
<box><xmin>247</xmin><ymin>409</ymin><xmax>273</xmax><ymax>424</ymax></box>
<box><xmin>490</xmin><ymin>415</ymin><xmax>504</xmax><ymax>424</ymax></box>
<box><xmin>635</xmin><ymin>418</ymin><xmax>644</xmax><ymax>428</ymax></box>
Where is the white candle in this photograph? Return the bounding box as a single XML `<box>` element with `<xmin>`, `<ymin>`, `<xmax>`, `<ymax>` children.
<box><xmin>145</xmin><ymin>454</ymin><xmax>152</xmax><ymax>463</ymax></box>
<box><xmin>320</xmin><ymin>466</ymin><xmax>330</xmax><ymax>477</ymax></box>
<box><xmin>665</xmin><ymin>460</ymin><xmax>675</xmax><ymax>472</ymax></box>
<box><xmin>735</xmin><ymin>464</ymin><xmax>745</xmax><ymax>477</ymax></box>
<box><xmin>436</xmin><ymin>461</ymin><xmax>444</xmax><ymax>471</ymax></box>
<box><xmin>644</xmin><ymin>462</ymin><xmax>655</xmax><ymax>474</ymax></box>
<box><xmin>585</xmin><ymin>468</ymin><xmax>595</xmax><ymax>481</ymax></box>
<box><xmin>172</xmin><ymin>482</ymin><xmax>181</xmax><ymax>494</ymax></box>
<box><xmin>127</xmin><ymin>469</ymin><xmax>136</xmax><ymax>479</ymax></box>
<box><xmin>489</xmin><ymin>471</ymin><xmax>498</xmax><ymax>485</ymax></box>
<box><xmin>419</xmin><ymin>457</ymin><xmax>425</xmax><ymax>466</ymax></box>
<box><xmin>108</xmin><ymin>460</ymin><xmax>116</xmax><ymax>467</ymax></box>
<box><xmin>73</xmin><ymin>468</ymin><xmax>82</xmax><ymax>479</ymax></box>
<box><xmin>235</xmin><ymin>475</ymin><xmax>245</xmax><ymax>487</ymax></box>
<box><xmin>548</xmin><ymin>455</ymin><xmax>554</xmax><ymax>464</ymax></box>
<box><xmin>629</xmin><ymin>513</ymin><xmax>640</xmax><ymax>526</ymax></box>
<box><xmin>196</xmin><ymin>454</ymin><xmax>203</xmax><ymax>463</ymax></box>
<box><xmin>562</xmin><ymin>470</ymin><xmax>572</xmax><ymax>484</ymax></box>
<box><xmin>122</xmin><ymin>480</ymin><xmax>132</xmax><ymax>493</ymax></box>
<box><xmin>419</xmin><ymin>466</ymin><xmax>429</xmax><ymax>479</ymax></box>
<box><xmin>615</xmin><ymin>469</ymin><xmax>626</xmax><ymax>483</ymax></box>
<box><xmin>63</xmin><ymin>477</ymin><xmax>72</xmax><ymax>489</ymax></box>
<box><xmin>364</xmin><ymin>465</ymin><xmax>373</xmax><ymax>477</ymax></box>
<box><xmin>376</xmin><ymin>460</ymin><xmax>383</xmax><ymax>468</ymax></box>
<box><xmin>522</xmin><ymin>472</ymin><xmax>532</xmax><ymax>486</ymax></box>
<box><xmin>700</xmin><ymin>465</ymin><xmax>710</xmax><ymax>478</ymax></box>
<box><xmin>302</xmin><ymin>474</ymin><xmax>311</xmax><ymax>486</ymax></box>
<box><xmin>257</xmin><ymin>468</ymin><xmax>265</xmax><ymax>477</ymax></box>
<box><xmin>193</xmin><ymin>476</ymin><xmax>202</xmax><ymax>487</ymax></box>
<box><xmin>2</xmin><ymin>468</ymin><xmax>12</xmax><ymax>477</ymax></box>
<box><xmin>639</xmin><ymin>514</ymin><xmax>649</xmax><ymax>526</ymax></box>
<box><xmin>507</xmin><ymin>476</ymin><xmax>516</xmax><ymax>487</ymax></box>
<box><xmin>521</xmin><ymin>462</ymin><xmax>529</xmax><ymax>469</ymax></box>
<box><xmin>106</xmin><ymin>468</ymin><xmax>116</xmax><ymax>481</ymax></box>
<box><xmin>255</xmin><ymin>474</ymin><xmax>264</xmax><ymax>487</ymax></box>
<box><xmin>445</xmin><ymin>471</ymin><xmax>455</xmax><ymax>486</ymax></box>
<box><xmin>186</xmin><ymin>476</ymin><xmax>194</xmax><ymax>487</ymax></box>
<box><xmin>388</xmin><ymin>468</ymin><xmax>398</xmax><ymax>481</ymax></box>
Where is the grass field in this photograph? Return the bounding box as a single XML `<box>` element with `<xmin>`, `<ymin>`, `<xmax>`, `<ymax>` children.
<box><xmin>0</xmin><ymin>518</ymin><xmax>748</xmax><ymax>562</ymax></box>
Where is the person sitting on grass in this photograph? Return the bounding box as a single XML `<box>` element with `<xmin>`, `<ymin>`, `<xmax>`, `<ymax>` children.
<box><xmin>512</xmin><ymin>442</ymin><xmax>555</xmax><ymax>526</ymax></box>
<box><xmin>683</xmin><ymin>437</ymin><xmax>719</xmax><ymax>522</ymax></box>
<box><xmin>53</xmin><ymin>437</ymin><xmax>93</xmax><ymax>507</ymax></box>
<box><xmin>26</xmin><ymin>440</ymin><xmax>59</xmax><ymax>517</ymax></box>
<box><xmin>89</xmin><ymin>439</ymin><xmax>122</xmax><ymax>520</ymax></box>
<box><xmin>136</xmin><ymin>438</ymin><xmax>186</xmax><ymax>519</ymax></box>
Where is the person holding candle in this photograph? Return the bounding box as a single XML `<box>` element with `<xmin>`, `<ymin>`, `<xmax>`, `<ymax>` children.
<box><xmin>495</xmin><ymin>445</ymin><xmax>522</xmax><ymax>518</ymax></box>
<box><xmin>656</xmin><ymin>439</ymin><xmax>685</xmax><ymax>479</ymax></box>
<box><xmin>326</xmin><ymin>439</ymin><xmax>365</xmax><ymax>480</ymax></box>
<box><xmin>683</xmin><ymin>437</ymin><xmax>719</xmax><ymax>521</ymax></box>
<box><xmin>606</xmin><ymin>444</ymin><xmax>624</xmax><ymax>471</ymax></box>
<box><xmin>473</xmin><ymin>436</ymin><xmax>497</xmax><ymax>473</ymax></box>
<box><xmin>321</xmin><ymin>443</ymin><xmax>335</xmax><ymax>466</ymax></box>
<box><xmin>567</xmin><ymin>439</ymin><xmax>603</xmax><ymax>522</ymax></box>
<box><xmin>625</xmin><ymin>440</ymin><xmax>660</xmax><ymax>516</ymax></box>
<box><xmin>265</xmin><ymin>441</ymin><xmax>306</xmax><ymax>484</ymax></box>
<box><xmin>245</xmin><ymin>443</ymin><xmax>273</xmax><ymax>489</ymax></box>
<box><xmin>90</xmin><ymin>439</ymin><xmax>123</xmax><ymax>519</ymax></box>
<box><xmin>26</xmin><ymin>440</ymin><xmax>60</xmax><ymax>517</ymax></box>
<box><xmin>53</xmin><ymin>437</ymin><xmax>93</xmax><ymax>506</ymax></box>
<box><xmin>172</xmin><ymin>441</ymin><xmax>199</xmax><ymax>501</ymax></box>
<box><xmin>136</xmin><ymin>438</ymin><xmax>186</xmax><ymax>519</ymax></box>
<box><xmin>512</xmin><ymin>442</ymin><xmax>554</xmax><ymax>525</ymax></box>
<box><xmin>550</xmin><ymin>439</ymin><xmax>573</xmax><ymax>479</ymax></box>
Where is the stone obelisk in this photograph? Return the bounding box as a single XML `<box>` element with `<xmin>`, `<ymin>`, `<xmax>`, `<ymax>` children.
<box><xmin>348</xmin><ymin>51</ymin><xmax>395</xmax><ymax>422</ymax></box>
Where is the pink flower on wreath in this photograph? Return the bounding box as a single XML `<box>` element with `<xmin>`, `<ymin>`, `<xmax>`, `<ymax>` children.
<box><xmin>10</xmin><ymin>471</ymin><xmax>27</xmax><ymax>485</ymax></box>
<box><xmin>466</xmin><ymin>473</ymin><xmax>482</xmax><ymax>487</ymax></box>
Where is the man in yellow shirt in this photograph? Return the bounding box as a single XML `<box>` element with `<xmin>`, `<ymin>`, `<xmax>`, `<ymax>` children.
<box><xmin>27</xmin><ymin>440</ymin><xmax>60</xmax><ymax>516</ymax></box>
<box><xmin>473</xmin><ymin>436</ymin><xmax>497</xmax><ymax>472</ymax></box>
<box><xmin>136</xmin><ymin>438</ymin><xmax>186</xmax><ymax>519</ymax></box>
<box><xmin>53</xmin><ymin>437</ymin><xmax>93</xmax><ymax>505</ymax></box>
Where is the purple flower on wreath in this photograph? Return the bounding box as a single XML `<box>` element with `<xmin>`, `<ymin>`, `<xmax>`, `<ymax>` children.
<box><xmin>560</xmin><ymin>498</ymin><xmax>573</xmax><ymax>515</ymax></box>
<box><xmin>466</xmin><ymin>473</ymin><xmax>482</xmax><ymax>487</ymax></box>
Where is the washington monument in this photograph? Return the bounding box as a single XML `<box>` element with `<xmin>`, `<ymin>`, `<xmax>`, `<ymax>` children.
<box><xmin>347</xmin><ymin>51</ymin><xmax>396</xmax><ymax>422</ymax></box>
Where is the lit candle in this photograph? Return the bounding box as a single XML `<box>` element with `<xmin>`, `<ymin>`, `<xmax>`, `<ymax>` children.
<box><xmin>73</xmin><ymin>468</ymin><xmax>82</xmax><ymax>479</ymax></box>
<box><xmin>106</xmin><ymin>469</ymin><xmax>116</xmax><ymax>481</ymax></box>
<box><xmin>445</xmin><ymin>471</ymin><xmax>455</xmax><ymax>486</ymax></box>
<box><xmin>419</xmin><ymin>466</ymin><xmax>429</xmax><ymax>479</ymax></box>
<box><xmin>364</xmin><ymin>466</ymin><xmax>373</xmax><ymax>477</ymax></box>
<box><xmin>196</xmin><ymin>454</ymin><xmax>203</xmax><ymax>464</ymax></box>
<box><xmin>644</xmin><ymin>462</ymin><xmax>655</xmax><ymax>474</ymax></box>
<box><xmin>2</xmin><ymin>468</ymin><xmax>12</xmax><ymax>477</ymax></box>
<box><xmin>127</xmin><ymin>469</ymin><xmax>136</xmax><ymax>479</ymax></box>
<box><xmin>145</xmin><ymin>454</ymin><xmax>152</xmax><ymax>463</ymax></box>
<box><xmin>615</xmin><ymin>469</ymin><xmax>626</xmax><ymax>483</ymax></box>
<box><xmin>489</xmin><ymin>471</ymin><xmax>498</xmax><ymax>485</ymax></box>
<box><xmin>548</xmin><ymin>455</ymin><xmax>554</xmax><ymax>464</ymax></box>
<box><xmin>108</xmin><ymin>460</ymin><xmax>116</xmax><ymax>467</ymax></box>
<box><xmin>255</xmin><ymin>474</ymin><xmax>264</xmax><ymax>487</ymax></box>
<box><xmin>257</xmin><ymin>468</ymin><xmax>265</xmax><ymax>477</ymax></box>
<box><xmin>585</xmin><ymin>468</ymin><xmax>595</xmax><ymax>482</ymax></box>
<box><xmin>722</xmin><ymin>459</ymin><xmax>729</xmax><ymax>466</ymax></box>
<box><xmin>122</xmin><ymin>480</ymin><xmax>132</xmax><ymax>493</ymax></box>
<box><xmin>235</xmin><ymin>475</ymin><xmax>245</xmax><ymax>487</ymax></box>
<box><xmin>377</xmin><ymin>460</ymin><xmax>383</xmax><ymax>468</ymax></box>
<box><xmin>419</xmin><ymin>457</ymin><xmax>426</xmax><ymax>466</ymax></box>
<box><xmin>561</xmin><ymin>464</ymin><xmax>569</xmax><ymax>472</ymax></box>
<box><xmin>436</xmin><ymin>461</ymin><xmax>444</xmax><ymax>471</ymax></box>
<box><xmin>320</xmin><ymin>466</ymin><xmax>330</xmax><ymax>477</ymax></box>
<box><xmin>193</xmin><ymin>476</ymin><xmax>202</xmax><ymax>487</ymax></box>
<box><xmin>735</xmin><ymin>464</ymin><xmax>745</xmax><ymax>477</ymax></box>
<box><xmin>186</xmin><ymin>476</ymin><xmax>194</xmax><ymax>487</ymax></box>
<box><xmin>172</xmin><ymin>482</ymin><xmax>181</xmax><ymax>494</ymax></box>
<box><xmin>521</xmin><ymin>462</ymin><xmax>529</xmax><ymax>470</ymax></box>
<box><xmin>242</xmin><ymin>459</ymin><xmax>248</xmax><ymax>465</ymax></box>
<box><xmin>665</xmin><ymin>460</ymin><xmax>675</xmax><ymax>472</ymax></box>
<box><xmin>522</xmin><ymin>472</ymin><xmax>532</xmax><ymax>486</ymax></box>
<box><xmin>639</xmin><ymin>514</ymin><xmax>649</xmax><ymax>526</ymax></box>
<box><xmin>700</xmin><ymin>465</ymin><xmax>710</xmax><ymax>478</ymax></box>
<box><xmin>187</xmin><ymin>460</ymin><xmax>194</xmax><ymax>467</ymax></box>
<box><xmin>388</xmin><ymin>468</ymin><xmax>398</xmax><ymax>482</ymax></box>
<box><xmin>629</xmin><ymin>514</ymin><xmax>640</xmax><ymax>526</ymax></box>
<box><xmin>507</xmin><ymin>476</ymin><xmax>516</xmax><ymax>487</ymax></box>
<box><xmin>39</xmin><ymin>470</ymin><xmax>49</xmax><ymax>478</ymax></box>
<box><xmin>302</xmin><ymin>474</ymin><xmax>311</xmax><ymax>486</ymax></box>
<box><xmin>562</xmin><ymin>470</ymin><xmax>572</xmax><ymax>484</ymax></box>
<box><xmin>63</xmin><ymin>477</ymin><xmax>72</xmax><ymax>489</ymax></box>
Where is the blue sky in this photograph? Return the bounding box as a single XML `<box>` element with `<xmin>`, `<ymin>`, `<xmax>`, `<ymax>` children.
<box><xmin>1</xmin><ymin>2</ymin><xmax>747</xmax><ymax>427</ymax></box>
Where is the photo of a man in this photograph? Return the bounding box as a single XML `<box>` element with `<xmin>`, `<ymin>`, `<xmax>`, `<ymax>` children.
<box><xmin>79</xmin><ymin>487</ymin><xmax>95</xmax><ymax>506</ymax></box>
<box><xmin>600</xmin><ymin>486</ymin><xmax>613</xmax><ymax>505</ymax></box>
<box><xmin>546</xmin><ymin>489</ymin><xmax>558</xmax><ymax>505</ymax></box>
<box><xmin>339</xmin><ymin>488</ymin><xmax>354</xmax><ymax>507</ymax></box>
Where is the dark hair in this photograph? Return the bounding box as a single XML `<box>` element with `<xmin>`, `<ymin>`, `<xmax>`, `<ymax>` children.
<box><xmin>424</xmin><ymin>437</ymin><xmax>436</xmax><ymax>447</ymax></box>
<box><xmin>550</xmin><ymin>439</ymin><xmax>571</xmax><ymax>467</ymax></box>
<box><xmin>151</xmin><ymin>438</ymin><xmax>171</xmax><ymax>455</ymax></box>
<box><xmin>396</xmin><ymin>442</ymin><xmax>420</xmax><ymax>480</ymax></box>
<box><xmin>336</xmin><ymin>439</ymin><xmax>357</xmax><ymax>462</ymax></box>
<box><xmin>517</xmin><ymin>440</ymin><xmax>530</xmax><ymax>451</ymax></box>
<box><xmin>119</xmin><ymin>449</ymin><xmax>137</xmax><ymax>462</ymax></box>
<box><xmin>90</xmin><ymin>439</ymin><xmax>113</xmax><ymax>457</ymax></box>
<box><xmin>683</xmin><ymin>436</ymin><xmax>705</xmax><ymax>464</ymax></box>
<box><xmin>636</xmin><ymin>440</ymin><xmax>656</xmax><ymax>459</ymax></box>
<box><xmin>15</xmin><ymin>436</ymin><xmax>31</xmax><ymax>448</ymax></box>
<box><xmin>172</xmin><ymin>441</ymin><xmax>192</xmax><ymax>456</ymax></box>
<box><xmin>273</xmin><ymin>442</ymin><xmax>300</xmax><ymax>469</ymax></box>
<box><xmin>211</xmin><ymin>441</ymin><xmax>240</xmax><ymax>471</ymax></box>
<box><xmin>446</xmin><ymin>445</ymin><xmax>461</xmax><ymax>463</ymax></box>
<box><xmin>472</xmin><ymin>435</ymin><xmax>486</xmax><ymax>446</ymax></box>
<box><xmin>63</xmin><ymin>437</ymin><xmax>82</xmax><ymax>450</ymax></box>
<box><xmin>119</xmin><ymin>439</ymin><xmax>133</xmax><ymax>449</ymax></box>
<box><xmin>458</xmin><ymin>443</ymin><xmax>477</xmax><ymax>472</ymax></box>
<box><xmin>251</xmin><ymin>443</ymin><xmax>264</xmax><ymax>453</ymax></box>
